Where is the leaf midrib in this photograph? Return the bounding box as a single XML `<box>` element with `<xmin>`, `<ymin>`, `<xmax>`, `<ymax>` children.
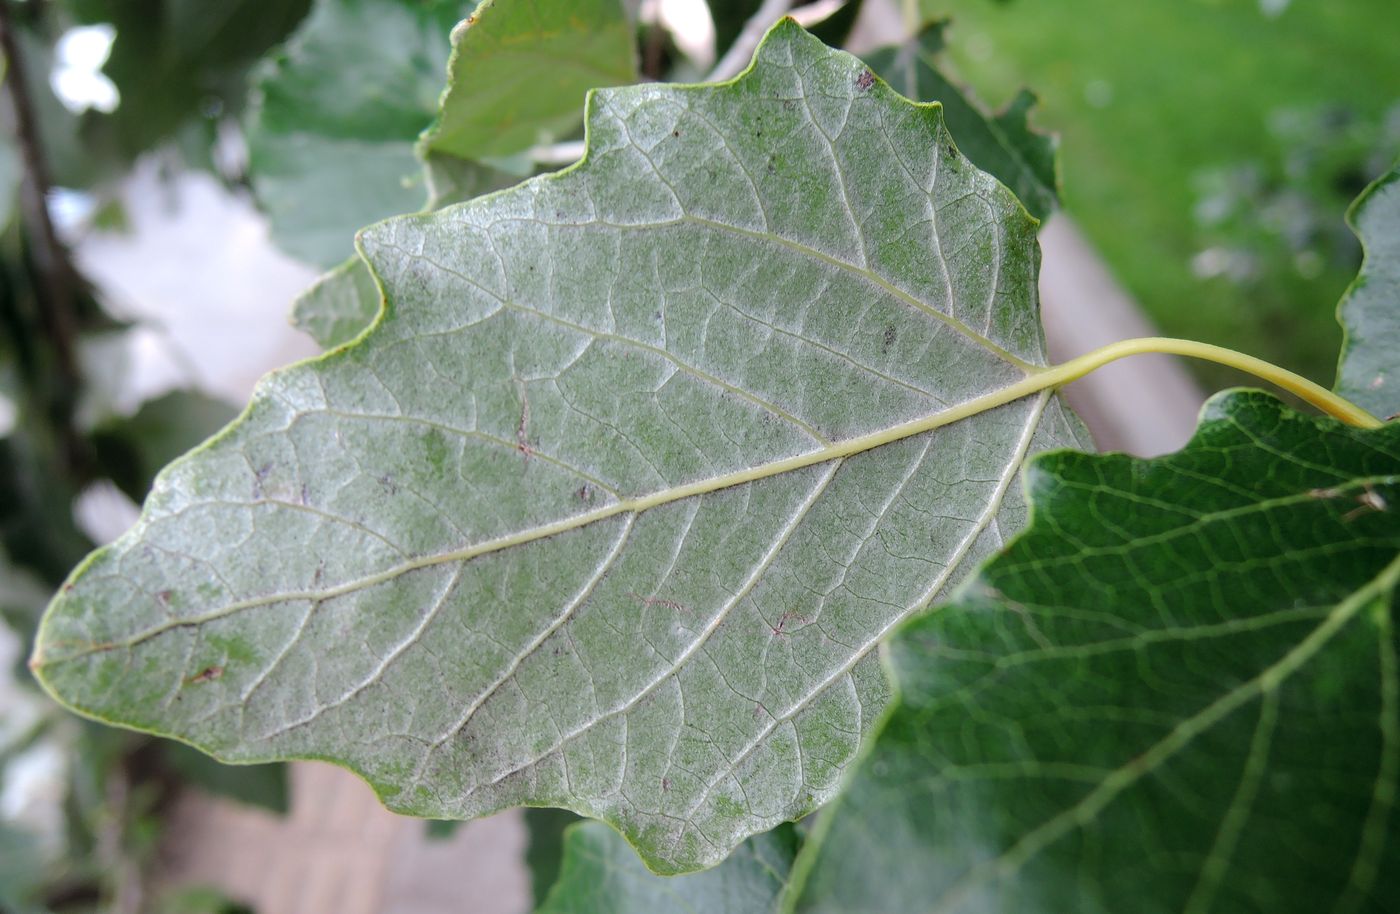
<box><xmin>38</xmin><ymin>369</ymin><xmax>1064</xmax><ymax>666</ymax></box>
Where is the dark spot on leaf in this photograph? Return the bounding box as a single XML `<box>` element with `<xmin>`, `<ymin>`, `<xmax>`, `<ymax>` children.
<box><xmin>946</xmin><ymin>144</ymin><xmax>957</xmax><ymax>158</ymax></box>
<box><xmin>672</xmin><ymin>130</ymin><xmax>680</xmax><ymax>138</ymax></box>
<box><xmin>187</xmin><ymin>666</ymin><xmax>223</xmax><ymax>685</ymax></box>
<box><xmin>856</xmin><ymin>69</ymin><xmax>875</xmax><ymax>91</ymax></box>
<box><xmin>882</xmin><ymin>325</ymin><xmax>896</xmax><ymax>353</ymax></box>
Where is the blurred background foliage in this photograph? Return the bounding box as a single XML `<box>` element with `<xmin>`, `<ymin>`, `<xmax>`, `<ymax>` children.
<box><xmin>1</xmin><ymin>0</ymin><xmax>1397</xmax><ymax>910</ymax></box>
<box><xmin>922</xmin><ymin>0</ymin><xmax>1400</xmax><ymax>385</ymax></box>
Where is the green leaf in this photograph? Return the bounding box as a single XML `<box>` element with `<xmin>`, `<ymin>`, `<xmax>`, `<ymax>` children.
<box><xmin>863</xmin><ymin>22</ymin><xmax>1058</xmax><ymax>224</ymax></box>
<box><xmin>1336</xmin><ymin>161</ymin><xmax>1400</xmax><ymax>421</ymax></box>
<box><xmin>419</xmin><ymin>0</ymin><xmax>637</xmax><ymax>161</ymax></box>
<box><xmin>538</xmin><ymin>820</ymin><xmax>799</xmax><ymax>914</ymax></box>
<box><xmin>290</xmin><ymin>157</ymin><xmax>524</xmax><ymax>353</ymax></box>
<box><xmin>423</xmin><ymin>151</ymin><xmax>525</xmax><ymax>210</ymax></box>
<box><xmin>290</xmin><ymin>256</ymin><xmax>384</xmax><ymax>350</ymax></box>
<box><xmin>33</xmin><ymin>21</ymin><xmax>1086</xmax><ymax>873</ymax></box>
<box><xmin>246</xmin><ymin>0</ymin><xmax>471</xmax><ymax>266</ymax></box>
<box><xmin>525</xmin><ymin>807</ymin><xmax>581</xmax><ymax>905</ymax></box>
<box><xmin>64</xmin><ymin>0</ymin><xmax>313</xmax><ymax>158</ymax></box>
<box><xmin>789</xmin><ymin>390</ymin><xmax>1400</xmax><ymax>913</ymax></box>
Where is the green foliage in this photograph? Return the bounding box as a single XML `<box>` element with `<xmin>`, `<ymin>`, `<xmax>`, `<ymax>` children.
<box><xmin>64</xmin><ymin>0</ymin><xmax>313</xmax><ymax>159</ymax></box>
<box><xmin>920</xmin><ymin>0</ymin><xmax>1400</xmax><ymax>385</ymax></box>
<box><xmin>7</xmin><ymin>3</ymin><xmax>1398</xmax><ymax>911</ymax></box>
<box><xmin>524</xmin><ymin>807</ymin><xmax>581</xmax><ymax>905</ymax></box>
<box><xmin>791</xmin><ymin>391</ymin><xmax>1400</xmax><ymax>913</ymax></box>
<box><xmin>419</xmin><ymin>0</ymin><xmax>636</xmax><ymax>161</ymax></box>
<box><xmin>246</xmin><ymin>0</ymin><xmax>472</xmax><ymax>266</ymax></box>
<box><xmin>539</xmin><ymin>821</ymin><xmax>799</xmax><ymax>913</ymax></box>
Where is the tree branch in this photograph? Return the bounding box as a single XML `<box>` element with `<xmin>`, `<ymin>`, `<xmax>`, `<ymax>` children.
<box><xmin>0</xmin><ymin>0</ymin><xmax>81</xmax><ymax>390</ymax></box>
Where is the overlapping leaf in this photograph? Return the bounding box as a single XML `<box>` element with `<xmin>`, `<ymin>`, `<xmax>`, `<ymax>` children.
<box><xmin>863</xmin><ymin>21</ymin><xmax>1057</xmax><ymax>223</ymax></box>
<box><xmin>290</xmin><ymin>256</ymin><xmax>384</xmax><ymax>350</ymax></box>
<box><xmin>245</xmin><ymin>0</ymin><xmax>472</xmax><ymax>266</ymax></box>
<box><xmin>539</xmin><ymin>821</ymin><xmax>799</xmax><ymax>914</ymax></box>
<box><xmin>418</xmin><ymin>0</ymin><xmax>636</xmax><ymax>161</ymax></box>
<box><xmin>789</xmin><ymin>391</ymin><xmax>1400</xmax><ymax>912</ymax></box>
<box><xmin>33</xmin><ymin>22</ymin><xmax>1087</xmax><ymax>872</ymax></box>
<box><xmin>1336</xmin><ymin>161</ymin><xmax>1400</xmax><ymax>421</ymax></box>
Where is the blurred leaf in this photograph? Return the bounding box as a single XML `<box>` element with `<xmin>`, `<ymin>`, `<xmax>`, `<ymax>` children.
<box><xmin>422</xmin><ymin>152</ymin><xmax>523</xmax><ymax>210</ymax></box>
<box><xmin>159</xmin><ymin>741</ymin><xmax>289</xmax><ymax>815</ymax></box>
<box><xmin>419</xmin><ymin>0</ymin><xmax>636</xmax><ymax>161</ymax></box>
<box><xmin>790</xmin><ymin>391</ymin><xmax>1400</xmax><ymax>913</ymax></box>
<box><xmin>524</xmin><ymin>807</ymin><xmax>579</xmax><ymax>906</ymax></box>
<box><xmin>0</xmin><ymin>822</ymin><xmax>46</xmax><ymax>912</ymax></box>
<box><xmin>0</xmin><ymin>131</ymin><xmax>18</xmax><ymax>230</ymax></box>
<box><xmin>863</xmin><ymin>21</ymin><xmax>1058</xmax><ymax>223</ymax></box>
<box><xmin>1336</xmin><ymin>161</ymin><xmax>1400</xmax><ymax>419</ymax></box>
<box><xmin>153</xmin><ymin>885</ymin><xmax>254</xmax><ymax>914</ymax></box>
<box><xmin>538</xmin><ymin>821</ymin><xmax>799</xmax><ymax>914</ymax></box>
<box><xmin>64</xmin><ymin>0</ymin><xmax>313</xmax><ymax>159</ymax></box>
<box><xmin>424</xmin><ymin>817</ymin><xmax>460</xmax><ymax>840</ymax></box>
<box><xmin>33</xmin><ymin>22</ymin><xmax>1085</xmax><ymax>874</ymax></box>
<box><xmin>89</xmin><ymin>391</ymin><xmax>238</xmax><ymax>504</ymax></box>
<box><xmin>246</xmin><ymin>0</ymin><xmax>472</xmax><ymax>266</ymax></box>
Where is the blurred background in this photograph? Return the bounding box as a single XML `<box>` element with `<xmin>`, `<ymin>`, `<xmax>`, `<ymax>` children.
<box><xmin>1</xmin><ymin>0</ymin><xmax>1396</xmax><ymax>911</ymax></box>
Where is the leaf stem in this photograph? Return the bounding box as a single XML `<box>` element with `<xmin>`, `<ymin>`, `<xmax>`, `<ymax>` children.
<box><xmin>1044</xmin><ymin>337</ymin><xmax>1383</xmax><ymax>429</ymax></box>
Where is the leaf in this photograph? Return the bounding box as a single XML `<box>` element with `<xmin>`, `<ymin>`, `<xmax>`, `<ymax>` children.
<box><xmin>1336</xmin><ymin>161</ymin><xmax>1400</xmax><ymax>421</ymax></box>
<box><xmin>788</xmin><ymin>390</ymin><xmax>1400</xmax><ymax>913</ymax></box>
<box><xmin>33</xmin><ymin>21</ymin><xmax>1087</xmax><ymax>873</ymax></box>
<box><xmin>423</xmin><ymin>151</ymin><xmax>526</xmax><ymax>210</ymax></box>
<box><xmin>419</xmin><ymin>0</ymin><xmax>637</xmax><ymax>161</ymax></box>
<box><xmin>245</xmin><ymin>0</ymin><xmax>471</xmax><ymax>266</ymax></box>
<box><xmin>63</xmin><ymin>0</ymin><xmax>313</xmax><ymax>158</ymax></box>
<box><xmin>538</xmin><ymin>820</ymin><xmax>799</xmax><ymax>914</ymax></box>
<box><xmin>526</xmin><ymin>807</ymin><xmax>581</xmax><ymax>905</ymax></box>
<box><xmin>290</xmin><ymin>257</ymin><xmax>384</xmax><ymax>350</ymax></box>
<box><xmin>863</xmin><ymin>22</ymin><xmax>1058</xmax><ymax>224</ymax></box>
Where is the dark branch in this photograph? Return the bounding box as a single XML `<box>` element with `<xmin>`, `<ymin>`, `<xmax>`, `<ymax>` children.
<box><xmin>0</xmin><ymin>0</ymin><xmax>81</xmax><ymax>389</ymax></box>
